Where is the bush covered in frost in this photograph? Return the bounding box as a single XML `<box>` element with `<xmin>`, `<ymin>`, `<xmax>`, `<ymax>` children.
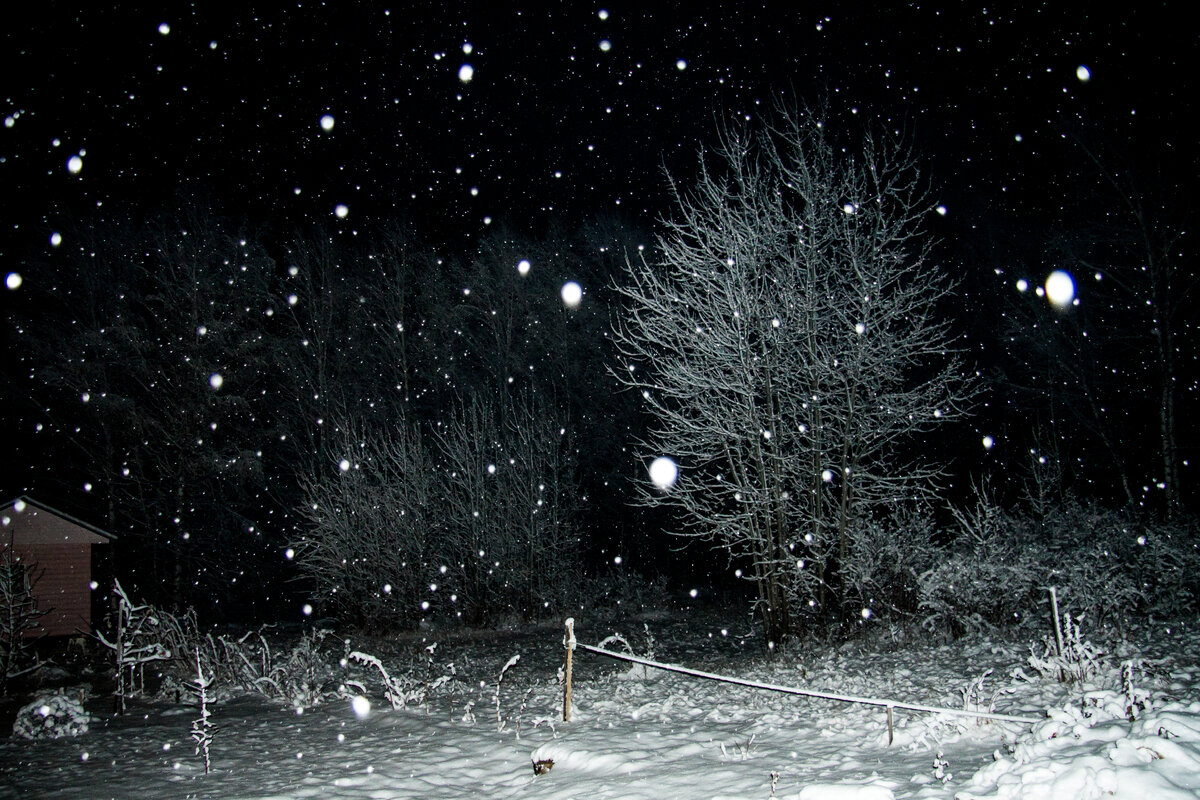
<box><xmin>180</xmin><ymin>627</ymin><xmax>337</xmax><ymax>710</ymax></box>
<box><xmin>918</xmin><ymin>494</ymin><xmax>1041</xmax><ymax>636</ymax></box>
<box><xmin>839</xmin><ymin>505</ymin><xmax>939</xmax><ymax>622</ymax></box>
<box><xmin>295</xmin><ymin>392</ymin><xmax>581</xmax><ymax>631</ymax></box>
<box><xmin>918</xmin><ymin>495</ymin><xmax>1200</xmax><ymax>638</ymax></box>
<box><xmin>13</xmin><ymin>693</ymin><xmax>91</xmax><ymax>740</ymax></box>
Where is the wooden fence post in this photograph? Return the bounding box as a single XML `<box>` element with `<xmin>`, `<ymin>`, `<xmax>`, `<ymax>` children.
<box><xmin>1049</xmin><ymin>586</ymin><xmax>1065</xmax><ymax>682</ymax></box>
<box><xmin>563</xmin><ymin>618</ymin><xmax>575</xmax><ymax>722</ymax></box>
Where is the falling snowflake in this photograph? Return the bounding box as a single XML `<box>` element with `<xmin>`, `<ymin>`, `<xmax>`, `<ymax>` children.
<box><xmin>1044</xmin><ymin>270</ymin><xmax>1075</xmax><ymax>309</ymax></box>
<box><xmin>351</xmin><ymin>696</ymin><xmax>371</xmax><ymax>719</ymax></box>
<box><xmin>649</xmin><ymin>456</ymin><xmax>678</xmax><ymax>490</ymax></box>
<box><xmin>561</xmin><ymin>281</ymin><xmax>582</xmax><ymax>308</ymax></box>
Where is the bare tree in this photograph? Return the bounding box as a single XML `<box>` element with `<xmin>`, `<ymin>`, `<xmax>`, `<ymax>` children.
<box><xmin>433</xmin><ymin>391</ymin><xmax>579</xmax><ymax>624</ymax></box>
<box><xmin>613</xmin><ymin>104</ymin><xmax>974</xmax><ymax>641</ymax></box>
<box><xmin>295</xmin><ymin>391</ymin><xmax>579</xmax><ymax>629</ymax></box>
<box><xmin>294</xmin><ymin>415</ymin><xmax>438</xmax><ymax>630</ymax></box>
<box><xmin>0</xmin><ymin>551</ymin><xmax>46</xmax><ymax>693</ymax></box>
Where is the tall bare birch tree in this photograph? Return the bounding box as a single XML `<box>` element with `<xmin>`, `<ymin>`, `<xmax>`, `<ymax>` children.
<box><xmin>613</xmin><ymin>105</ymin><xmax>975</xmax><ymax>642</ymax></box>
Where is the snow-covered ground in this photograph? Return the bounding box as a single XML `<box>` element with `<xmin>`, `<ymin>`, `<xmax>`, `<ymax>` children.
<box><xmin>1</xmin><ymin>613</ymin><xmax>1198</xmax><ymax>800</ymax></box>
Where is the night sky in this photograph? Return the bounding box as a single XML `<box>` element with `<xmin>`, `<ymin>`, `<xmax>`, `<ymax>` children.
<box><xmin>3</xmin><ymin>3</ymin><xmax>1189</xmax><ymax>248</ymax></box>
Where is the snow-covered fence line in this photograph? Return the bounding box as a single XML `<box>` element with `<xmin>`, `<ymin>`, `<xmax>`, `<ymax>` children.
<box><xmin>562</xmin><ymin>620</ymin><xmax>1041</xmax><ymax>743</ymax></box>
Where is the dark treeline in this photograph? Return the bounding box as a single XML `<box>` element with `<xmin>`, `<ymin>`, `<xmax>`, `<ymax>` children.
<box><xmin>1</xmin><ymin>113</ymin><xmax>1195</xmax><ymax>634</ymax></box>
<box><xmin>1</xmin><ymin>206</ymin><xmax>653</xmax><ymax>623</ymax></box>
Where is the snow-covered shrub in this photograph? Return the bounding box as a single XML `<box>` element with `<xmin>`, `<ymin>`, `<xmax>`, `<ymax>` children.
<box><xmin>96</xmin><ymin>580</ymin><xmax>182</xmax><ymax>713</ymax></box>
<box><xmin>840</xmin><ymin>506</ymin><xmax>938</xmax><ymax>623</ymax></box>
<box><xmin>188</xmin><ymin>648</ymin><xmax>216</xmax><ymax>774</ymax></box>
<box><xmin>960</xmin><ymin>668</ymin><xmax>999</xmax><ymax>719</ymax></box>
<box><xmin>918</xmin><ymin>493</ymin><xmax>1041</xmax><ymax>637</ymax></box>
<box><xmin>579</xmin><ymin>568</ymin><xmax>671</xmax><ymax>621</ymax></box>
<box><xmin>296</xmin><ymin>393</ymin><xmax>581</xmax><ymax>630</ymax></box>
<box><xmin>294</xmin><ymin>416</ymin><xmax>439</xmax><ymax>631</ymax></box>
<box><xmin>431</xmin><ymin>392</ymin><xmax>580</xmax><ymax>626</ymax></box>
<box><xmin>595</xmin><ymin>626</ymin><xmax>658</xmax><ymax>680</ymax></box>
<box><xmin>347</xmin><ymin>650</ymin><xmax>428</xmax><ymax>710</ymax></box>
<box><xmin>189</xmin><ymin>627</ymin><xmax>335</xmax><ymax>709</ymax></box>
<box><xmin>1035</xmin><ymin>502</ymin><xmax>1146</xmax><ymax>626</ymax></box>
<box><xmin>12</xmin><ymin>693</ymin><xmax>91</xmax><ymax>739</ymax></box>
<box><xmin>1034</xmin><ymin>502</ymin><xmax>1198</xmax><ymax>626</ymax></box>
<box><xmin>918</xmin><ymin>495</ymin><xmax>1197</xmax><ymax>639</ymax></box>
<box><xmin>958</xmin><ymin>686</ymin><xmax>1200</xmax><ymax>800</ymax></box>
<box><xmin>96</xmin><ymin>582</ymin><xmax>338</xmax><ymax>711</ymax></box>
<box><xmin>343</xmin><ymin>640</ymin><xmax>478</xmax><ymax>717</ymax></box>
<box><xmin>1027</xmin><ymin>611</ymin><xmax>1106</xmax><ymax>684</ymax></box>
<box><xmin>271</xmin><ymin>628</ymin><xmax>336</xmax><ymax>709</ymax></box>
<box><xmin>0</xmin><ymin>549</ymin><xmax>46</xmax><ymax>693</ymax></box>
<box><xmin>1129</xmin><ymin>516</ymin><xmax>1200</xmax><ymax>618</ymax></box>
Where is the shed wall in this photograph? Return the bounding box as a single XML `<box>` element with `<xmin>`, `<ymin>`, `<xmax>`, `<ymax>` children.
<box><xmin>2</xmin><ymin>543</ymin><xmax>95</xmax><ymax>637</ymax></box>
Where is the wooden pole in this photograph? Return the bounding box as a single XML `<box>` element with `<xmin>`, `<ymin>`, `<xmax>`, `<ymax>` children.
<box><xmin>1049</xmin><ymin>586</ymin><xmax>1065</xmax><ymax>681</ymax></box>
<box><xmin>886</xmin><ymin>704</ymin><xmax>894</xmax><ymax>746</ymax></box>
<box><xmin>563</xmin><ymin>618</ymin><xmax>575</xmax><ymax>722</ymax></box>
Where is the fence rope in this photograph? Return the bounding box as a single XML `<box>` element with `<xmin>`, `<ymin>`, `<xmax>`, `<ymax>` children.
<box><xmin>576</xmin><ymin>642</ymin><xmax>1042</xmax><ymax>725</ymax></box>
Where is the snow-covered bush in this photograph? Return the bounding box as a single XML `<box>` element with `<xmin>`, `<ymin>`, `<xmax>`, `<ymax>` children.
<box><xmin>96</xmin><ymin>580</ymin><xmax>181</xmax><ymax>713</ymax></box>
<box><xmin>347</xmin><ymin>648</ymin><xmax>455</xmax><ymax>710</ymax></box>
<box><xmin>1124</xmin><ymin>516</ymin><xmax>1200</xmax><ymax>618</ymax></box>
<box><xmin>12</xmin><ymin>693</ymin><xmax>91</xmax><ymax>739</ymax></box>
<box><xmin>296</xmin><ymin>392</ymin><xmax>581</xmax><ymax>630</ymax></box>
<box><xmin>274</xmin><ymin>628</ymin><xmax>336</xmax><ymax>709</ymax></box>
<box><xmin>196</xmin><ymin>627</ymin><xmax>336</xmax><ymax>709</ymax></box>
<box><xmin>1029</xmin><ymin>502</ymin><xmax>1200</xmax><ymax>626</ymax></box>
<box><xmin>839</xmin><ymin>506</ymin><xmax>938</xmax><ymax>623</ymax></box>
<box><xmin>294</xmin><ymin>416</ymin><xmax>439</xmax><ymax>631</ymax></box>
<box><xmin>1035</xmin><ymin>503</ymin><xmax>1147</xmax><ymax>627</ymax></box>
<box><xmin>579</xmin><ymin>568</ymin><xmax>671</xmax><ymax>621</ymax></box>
<box><xmin>595</xmin><ymin>625</ymin><xmax>659</xmax><ymax>681</ymax></box>
<box><xmin>96</xmin><ymin>580</ymin><xmax>338</xmax><ymax>711</ymax></box>
<box><xmin>918</xmin><ymin>495</ymin><xmax>1198</xmax><ymax>639</ymax></box>
<box><xmin>0</xmin><ymin>549</ymin><xmax>46</xmax><ymax>693</ymax></box>
<box><xmin>918</xmin><ymin>494</ymin><xmax>1041</xmax><ymax>637</ymax></box>
<box><xmin>958</xmin><ymin>685</ymin><xmax>1200</xmax><ymax>799</ymax></box>
<box><xmin>1027</xmin><ymin>611</ymin><xmax>1106</xmax><ymax>684</ymax></box>
<box><xmin>432</xmin><ymin>392</ymin><xmax>580</xmax><ymax>626</ymax></box>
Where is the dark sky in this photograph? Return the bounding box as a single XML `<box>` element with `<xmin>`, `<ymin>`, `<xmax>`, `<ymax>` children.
<box><xmin>2</xmin><ymin>2</ymin><xmax>1191</xmax><ymax>254</ymax></box>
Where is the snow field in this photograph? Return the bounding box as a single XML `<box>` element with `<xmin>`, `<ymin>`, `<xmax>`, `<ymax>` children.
<box><xmin>1</xmin><ymin>617</ymin><xmax>1198</xmax><ymax>799</ymax></box>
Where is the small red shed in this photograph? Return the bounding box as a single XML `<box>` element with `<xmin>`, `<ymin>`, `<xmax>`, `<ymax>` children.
<box><xmin>1</xmin><ymin>496</ymin><xmax>116</xmax><ymax>637</ymax></box>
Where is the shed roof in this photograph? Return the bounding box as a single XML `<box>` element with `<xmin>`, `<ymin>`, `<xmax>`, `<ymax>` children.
<box><xmin>1</xmin><ymin>496</ymin><xmax>116</xmax><ymax>546</ymax></box>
